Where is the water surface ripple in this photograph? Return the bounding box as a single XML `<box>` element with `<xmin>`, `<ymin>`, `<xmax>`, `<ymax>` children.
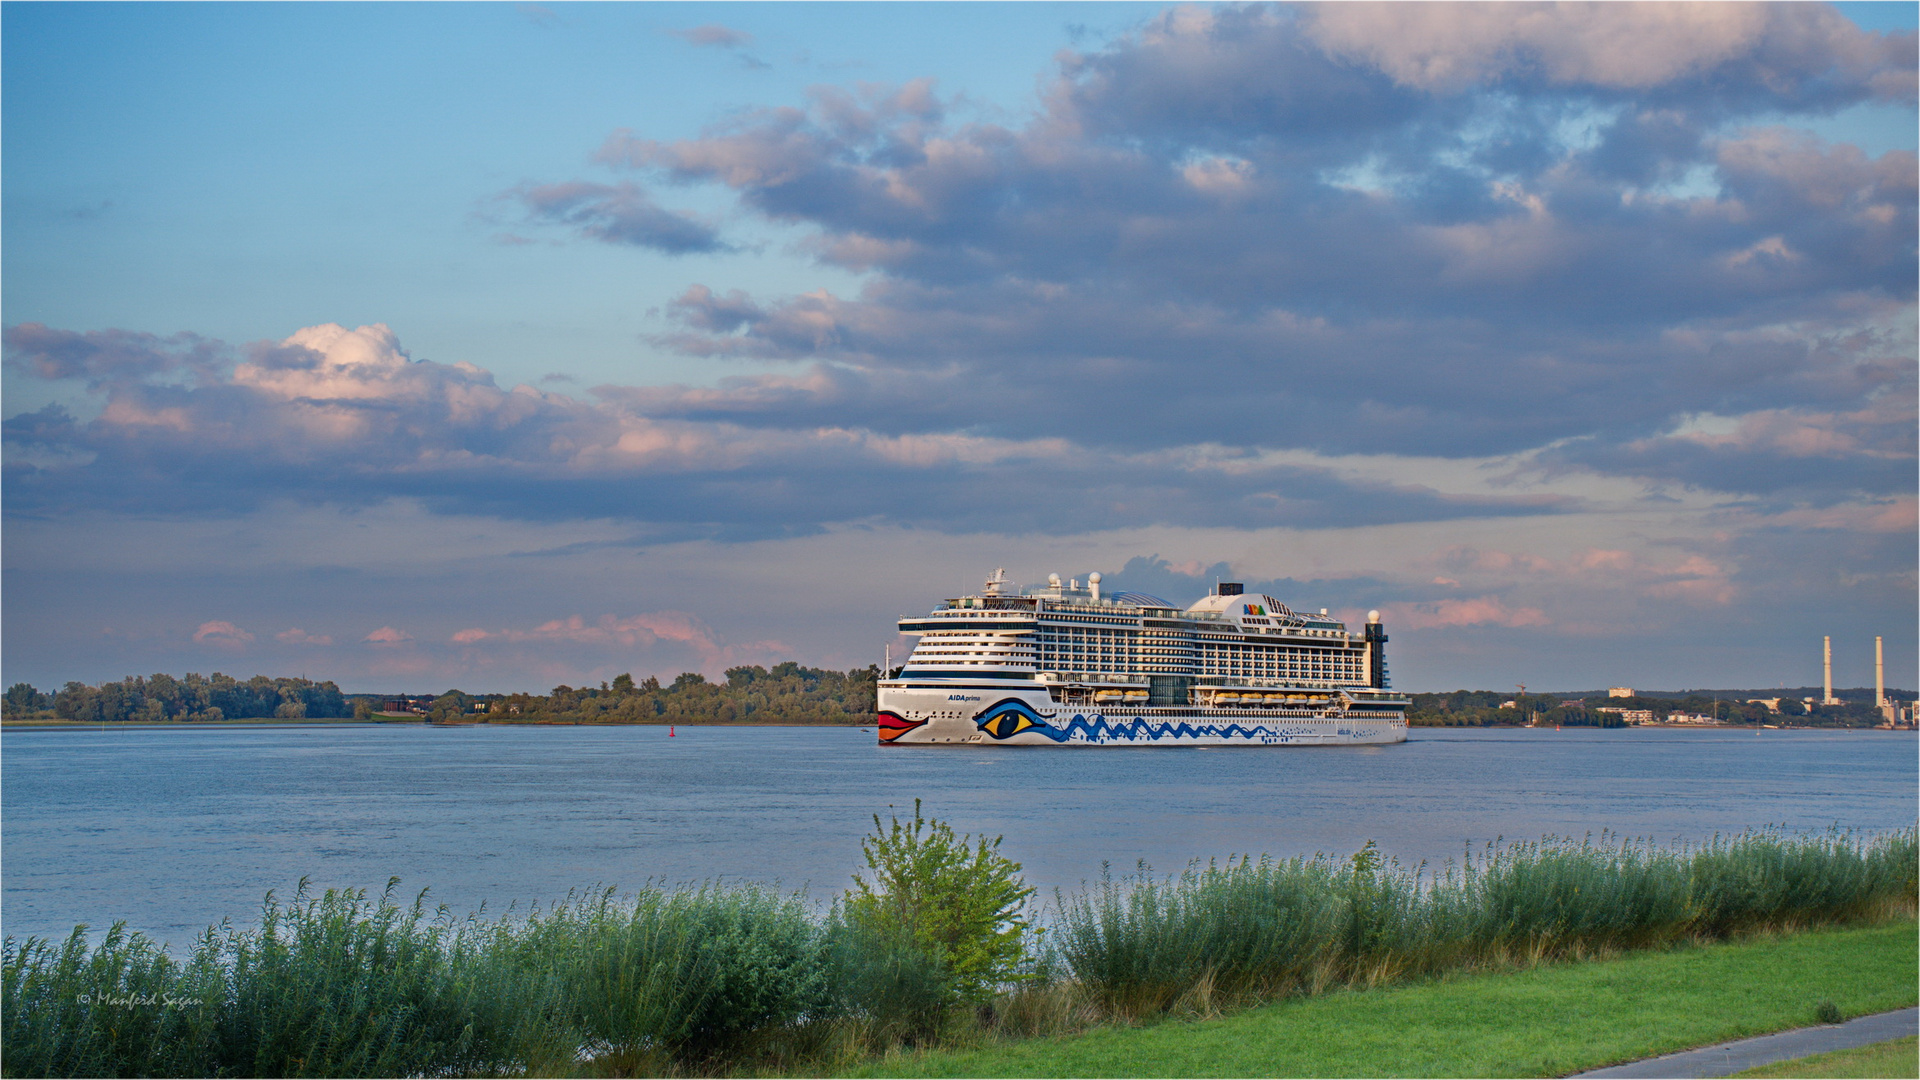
<box><xmin>4</xmin><ymin>724</ymin><xmax>1914</xmax><ymax>949</ymax></box>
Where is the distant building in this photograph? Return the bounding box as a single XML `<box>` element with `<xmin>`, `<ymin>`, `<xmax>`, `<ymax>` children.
<box><xmin>1608</xmin><ymin>687</ymin><xmax>1635</xmax><ymax>698</ymax></box>
<box><xmin>1668</xmin><ymin>712</ymin><xmax>1717</xmax><ymax>725</ymax></box>
<box><xmin>1747</xmin><ymin>698</ymin><xmax>1782</xmax><ymax>713</ymax></box>
<box><xmin>1599</xmin><ymin>708</ymin><xmax>1654</xmax><ymax>724</ymax></box>
<box><xmin>1500</xmin><ymin>699</ymin><xmax>1518</xmax><ymax>709</ymax></box>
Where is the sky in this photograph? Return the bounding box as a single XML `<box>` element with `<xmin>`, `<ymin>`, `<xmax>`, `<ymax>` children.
<box><xmin>4</xmin><ymin>1</ymin><xmax>1915</xmax><ymax>696</ymax></box>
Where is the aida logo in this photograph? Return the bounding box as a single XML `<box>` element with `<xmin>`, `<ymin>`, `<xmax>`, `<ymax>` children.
<box><xmin>1244</xmin><ymin>604</ymin><xmax>1265</xmax><ymax>616</ymax></box>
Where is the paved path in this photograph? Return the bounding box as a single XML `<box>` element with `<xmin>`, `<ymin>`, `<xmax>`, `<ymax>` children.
<box><xmin>1569</xmin><ymin>1006</ymin><xmax>1918</xmax><ymax>1078</ymax></box>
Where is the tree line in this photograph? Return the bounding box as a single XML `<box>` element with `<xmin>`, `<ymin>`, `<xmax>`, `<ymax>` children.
<box><xmin>10</xmin><ymin>669</ymin><xmax>1895</xmax><ymax>727</ymax></box>
<box><xmin>5</xmin><ymin>663</ymin><xmax>881</xmax><ymax>725</ymax></box>
<box><xmin>464</xmin><ymin>662</ymin><xmax>880</xmax><ymax>725</ymax></box>
<box><xmin>1408</xmin><ymin>689</ymin><xmax>1893</xmax><ymax>727</ymax></box>
<box><xmin>4</xmin><ymin>674</ymin><xmax>350</xmax><ymax>722</ymax></box>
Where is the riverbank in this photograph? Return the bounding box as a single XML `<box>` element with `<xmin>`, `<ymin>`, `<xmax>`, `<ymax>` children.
<box><xmin>5</xmin><ymin>824</ymin><xmax>1911</xmax><ymax>1078</ymax></box>
<box><xmin>849</xmin><ymin>920</ymin><xmax>1919</xmax><ymax>1078</ymax></box>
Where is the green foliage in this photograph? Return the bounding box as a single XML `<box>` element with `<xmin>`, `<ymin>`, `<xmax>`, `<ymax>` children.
<box><xmin>4</xmin><ymin>683</ymin><xmax>53</xmax><ymax>718</ymax></box>
<box><xmin>845</xmin><ymin>800</ymin><xmax>1036</xmax><ymax>1006</ymax></box>
<box><xmin>495</xmin><ymin>662</ymin><xmax>880</xmax><ymax>725</ymax></box>
<box><xmin>1051</xmin><ymin>828</ymin><xmax>1919</xmax><ymax>1016</ymax></box>
<box><xmin>2</xmin><ymin>881</ymin><xmax>515</xmax><ymax>1079</ymax></box>
<box><xmin>823</xmin><ymin>912</ymin><xmax>955</xmax><ymax>1045</ymax></box>
<box><xmin>3</xmin><ymin>826</ymin><xmax>1910</xmax><ymax>1077</ymax></box>
<box><xmin>1053</xmin><ymin>855</ymin><xmax>1346</xmax><ymax>1014</ymax></box>
<box><xmin>865</xmin><ymin>920</ymin><xmax>1920</xmax><ymax>1079</ymax></box>
<box><xmin>20</xmin><ymin>674</ymin><xmax>350</xmax><ymax>723</ymax></box>
<box><xmin>508</xmin><ymin>884</ymin><xmax>831</xmax><ymax>1068</ymax></box>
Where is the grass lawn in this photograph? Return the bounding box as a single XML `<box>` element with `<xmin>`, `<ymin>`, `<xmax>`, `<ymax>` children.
<box><xmin>851</xmin><ymin>920</ymin><xmax>1918</xmax><ymax>1078</ymax></box>
<box><xmin>1734</xmin><ymin>1035</ymin><xmax>1919</xmax><ymax>1079</ymax></box>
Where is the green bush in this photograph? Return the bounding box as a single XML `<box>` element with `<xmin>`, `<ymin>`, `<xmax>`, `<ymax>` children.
<box><xmin>205</xmin><ymin>879</ymin><xmax>513</xmax><ymax>1077</ymax></box>
<box><xmin>1053</xmin><ymin>855</ymin><xmax>1347</xmax><ymax>1013</ymax></box>
<box><xmin>2</xmin><ymin>923</ymin><xmax>220</xmax><ymax>1078</ymax></box>
<box><xmin>823</xmin><ymin>911</ymin><xmax>954</xmax><ymax>1045</ymax></box>
<box><xmin>844</xmin><ymin>800</ymin><xmax>1035</xmax><ymax>1005</ymax></box>
<box><xmin>2</xmin><ymin>882</ymin><xmax>514</xmax><ymax>1079</ymax></box>
<box><xmin>507</xmin><ymin>883</ymin><xmax>831</xmax><ymax>1067</ymax></box>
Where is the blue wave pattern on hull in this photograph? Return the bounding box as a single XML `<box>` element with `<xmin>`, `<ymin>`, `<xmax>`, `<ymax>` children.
<box><xmin>972</xmin><ymin>698</ymin><xmax>1388</xmax><ymax>744</ymax></box>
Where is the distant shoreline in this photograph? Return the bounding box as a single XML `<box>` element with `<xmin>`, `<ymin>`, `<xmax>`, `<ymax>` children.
<box><xmin>5</xmin><ymin>717</ymin><xmax>1907</xmax><ymax>733</ymax></box>
<box><xmin>1</xmin><ymin>717</ymin><xmax>871</xmax><ymax>730</ymax></box>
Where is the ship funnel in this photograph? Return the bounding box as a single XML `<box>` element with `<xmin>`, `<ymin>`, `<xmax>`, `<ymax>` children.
<box><xmin>1089</xmin><ymin>572</ymin><xmax>1102</xmax><ymax>603</ymax></box>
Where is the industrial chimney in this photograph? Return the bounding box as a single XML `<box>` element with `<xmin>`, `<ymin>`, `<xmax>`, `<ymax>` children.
<box><xmin>1822</xmin><ymin>636</ymin><xmax>1839</xmax><ymax>705</ymax></box>
<box><xmin>1877</xmin><ymin>636</ymin><xmax>1886</xmax><ymax>716</ymax></box>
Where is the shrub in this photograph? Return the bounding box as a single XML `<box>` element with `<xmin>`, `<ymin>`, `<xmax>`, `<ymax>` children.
<box><xmin>1</xmin><ymin>923</ymin><xmax>221</xmax><ymax>1078</ymax></box>
<box><xmin>844</xmin><ymin>800</ymin><xmax>1035</xmax><ymax>1005</ymax></box>
<box><xmin>823</xmin><ymin>910</ymin><xmax>954</xmax><ymax>1045</ymax></box>
<box><xmin>509</xmin><ymin>883</ymin><xmax>831</xmax><ymax>1068</ymax></box>
<box><xmin>207</xmin><ymin>879</ymin><xmax>515</xmax><ymax>1078</ymax></box>
<box><xmin>1052</xmin><ymin>855</ymin><xmax>1346</xmax><ymax>1014</ymax></box>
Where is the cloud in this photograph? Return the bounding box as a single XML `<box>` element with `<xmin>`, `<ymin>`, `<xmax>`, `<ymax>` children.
<box><xmin>275</xmin><ymin>628</ymin><xmax>333</xmax><ymax>646</ymax></box>
<box><xmin>668</xmin><ymin>24</ymin><xmax>754</xmax><ymax>49</ymax></box>
<box><xmin>6</xmin><ymin>320</ymin><xmax>1587</xmax><ymax>534</ymax></box>
<box><xmin>192</xmin><ymin>620</ymin><xmax>254</xmax><ymax>648</ymax></box>
<box><xmin>1299</xmin><ymin>2</ymin><xmax>1914</xmax><ymax>99</ymax></box>
<box><xmin>506</xmin><ymin>182</ymin><xmax>728</xmax><ymax>254</ymax></box>
<box><xmin>364</xmin><ymin>626</ymin><xmax>413</xmax><ymax>646</ymax></box>
<box><xmin>1385</xmin><ymin>596</ymin><xmax>1550</xmax><ymax>630</ymax></box>
<box><xmin>449</xmin><ymin>611</ymin><xmax>789</xmax><ymax>677</ymax></box>
<box><xmin>3</xmin><ymin>323</ymin><xmax>228</xmax><ymax>388</ymax></box>
<box><xmin>517</xmin><ymin>3</ymin><xmax>560</xmax><ymax>28</ymax></box>
<box><xmin>572</xmin><ymin>8</ymin><xmax>1912</xmax><ymax>474</ymax></box>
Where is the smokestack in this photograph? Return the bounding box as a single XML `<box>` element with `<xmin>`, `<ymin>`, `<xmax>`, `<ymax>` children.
<box><xmin>1823</xmin><ymin>636</ymin><xmax>1835</xmax><ymax>705</ymax></box>
<box><xmin>1876</xmin><ymin>636</ymin><xmax>1885</xmax><ymax>707</ymax></box>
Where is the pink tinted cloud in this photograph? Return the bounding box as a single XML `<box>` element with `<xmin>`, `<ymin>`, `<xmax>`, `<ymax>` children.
<box><xmin>1386</xmin><ymin>596</ymin><xmax>1549</xmax><ymax>630</ymax></box>
<box><xmin>192</xmin><ymin>620</ymin><xmax>255</xmax><ymax>648</ymax></box>
<box><xmin>275</xmin><ymin>628</ymin><xmax>333</xmax><ymax>646</ymax></box>
<box><xmin>668</xmin><ymin>24</ymin><xmax>753</xmax><ymax>49</ymax></box>
<box><xmin>364</xmin><ymin>626</ymin><xmax>413</xmax><ymax>646</ymax></box>
<box><xmin>452</xmin><ymin>611</ymin><xmax>790</xmax><ymax>677</ymax></box>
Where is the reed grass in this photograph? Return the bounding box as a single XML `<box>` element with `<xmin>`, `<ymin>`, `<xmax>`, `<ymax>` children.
<box><xmin>3</xmin><ymin>827</ymin><xmax>1913</xmax><ymax>1078</ymax></box>
<box><xmin>1048</xmin><ymin>828</ymin><xmax>1919</xmax><ymax>1020</ymax></box>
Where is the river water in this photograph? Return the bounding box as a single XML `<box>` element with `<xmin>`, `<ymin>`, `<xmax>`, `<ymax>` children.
<box><xmin>3</xmin><ymin>724</ymin><xmax>1914</xmax><ymax>950</ymax></box>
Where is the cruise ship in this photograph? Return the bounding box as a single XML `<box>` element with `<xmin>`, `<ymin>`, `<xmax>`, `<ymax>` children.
<box><xmin>878</xmin><ymin>570</ymin><xmax>1408</xmax><ymax>746</ymax></box>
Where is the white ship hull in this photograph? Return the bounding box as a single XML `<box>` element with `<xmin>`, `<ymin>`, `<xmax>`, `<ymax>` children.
<box><xmin>880</xmin><ymin>570</ymin><xmax>1409</xmax><ymax>748</ymax></box>
<box><xmin>879</xmin><ymin>685</ymin><xmax>1407</xmax><ymax>746</ymax></box>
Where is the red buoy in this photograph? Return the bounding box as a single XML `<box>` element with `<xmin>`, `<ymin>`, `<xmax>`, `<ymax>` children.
<box><xmin>669</xmin><ymin>725</ymin><xmax>676</xmax><ymax>737</ymax></box>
